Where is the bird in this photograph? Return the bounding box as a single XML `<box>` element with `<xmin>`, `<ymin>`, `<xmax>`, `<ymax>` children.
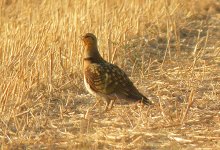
<box><xmin>82</xmin><ymin>33</ymin><xmax>152</xmax><ymax>112</ymax></box>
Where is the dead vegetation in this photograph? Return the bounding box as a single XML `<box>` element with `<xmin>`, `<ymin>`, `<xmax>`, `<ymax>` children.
<box><xmin>0</xmin><ymin>0</ymin><xmax>219</xmax><ymax>149</ymax></box>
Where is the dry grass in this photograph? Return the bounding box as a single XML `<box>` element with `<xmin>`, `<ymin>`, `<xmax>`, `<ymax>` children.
<box><xmin>0</xmin><ymin>0</ymin><xmax>220</xmax><ymax>149</ymax></box>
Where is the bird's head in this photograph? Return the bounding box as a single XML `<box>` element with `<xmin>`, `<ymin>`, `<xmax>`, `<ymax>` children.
<box><xmin>82</xmin><ymin>33</ymin><xmax>97</xmax><ymax>46</ymax></box>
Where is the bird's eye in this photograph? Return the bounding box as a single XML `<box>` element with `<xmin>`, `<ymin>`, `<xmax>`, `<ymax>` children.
<box><xmin>84</xmin><ymin>35</ymin><xmax>89</xmax><ymax>38</ymax></box>
<box><xmin>85</xmin><ymin>36</ymin><xmax>94</xmax><ymax>40</ymax></box>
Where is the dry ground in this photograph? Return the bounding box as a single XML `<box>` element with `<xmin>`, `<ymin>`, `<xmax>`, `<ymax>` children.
<box><xmin>0</xmin><ymin>0</ymin><xmax>220</xmax><ymax>149</ymax></box>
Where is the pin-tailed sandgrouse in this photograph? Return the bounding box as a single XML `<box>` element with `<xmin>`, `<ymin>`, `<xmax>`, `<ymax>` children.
<box><xmin>82</xmin><ymin>33</ymin><xmax>152</xmax><ymax>111</ymax></box>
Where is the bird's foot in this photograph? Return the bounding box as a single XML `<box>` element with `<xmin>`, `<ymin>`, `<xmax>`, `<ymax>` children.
<box><xmin>109</xmin><ymin>99</ymin><xmax>115</xmax><ymax>110</ymax></box>
<box><xmin>84</xmin><ymin>108</ymin><xmax>92</xmax><ymax>119</ymax></box>
<box><xmin>103</xmin><ymin>99</ymin><xmax>115</xmax><ymax>113</ymax></box>
<box><xmin>84</xmin><ymin>100</ymin><xmax>101</xmax><ymax>119</ymax></box>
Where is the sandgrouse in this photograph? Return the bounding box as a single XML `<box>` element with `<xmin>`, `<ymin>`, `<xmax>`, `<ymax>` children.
<box><xmin>82</xmin><ymin>33</ymin><xmax>152</xmax><ymax>111</ymax></box>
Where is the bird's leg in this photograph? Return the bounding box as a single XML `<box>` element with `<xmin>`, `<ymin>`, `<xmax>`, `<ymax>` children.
<box><xmin>104</xmin><ymin>99</ymin><xmax>111</xmax><ymax>112</ymax></box>
<box><xmin>108</xmin><ymin>99</ymin><xmax>115</xmax><ymax>110</ymax></box>
<box><xmin>104</xmin><ymin>99</ymin><xmax>115</xmax><ymax>112</ymax></box>
<box><xmin>91</xmin><ymin>97</ymin><xmax>101</xmax><ymax>110</ymax></box>
<box><xmin>85</xmin><ymin>96</ymin><xmax>101</xmax><ymax>119</ymax></box>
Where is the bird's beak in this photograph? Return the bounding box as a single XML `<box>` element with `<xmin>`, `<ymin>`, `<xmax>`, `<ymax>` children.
<box><xmin>80</xmin><ymin>35</ymin><xmax>85</xmax><ymax>40</ymax></box>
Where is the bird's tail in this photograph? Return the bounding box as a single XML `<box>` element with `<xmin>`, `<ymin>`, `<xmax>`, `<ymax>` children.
<box><xmin>141</xmin><ymin>96</ymin><xmax>152</xmax><ymax>105</ymax></box>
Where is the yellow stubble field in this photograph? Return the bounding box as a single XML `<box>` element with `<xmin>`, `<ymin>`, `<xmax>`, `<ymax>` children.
<box><xmin>0</xmin><ymin>0</ymin><xmax>219</xmax><ymax>149</ymax></box>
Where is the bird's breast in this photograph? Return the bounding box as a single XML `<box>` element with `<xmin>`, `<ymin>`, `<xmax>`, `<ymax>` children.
<box><xmin>84</xmin><ymin>75</ymin><xmax>97</xmax><ymax>96</ymax></box>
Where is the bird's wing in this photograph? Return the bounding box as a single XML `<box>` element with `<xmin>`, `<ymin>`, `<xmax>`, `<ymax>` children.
<box><xmin>108</xmin><ymin>64</ymin><xmax>146</xmax><ymax>101</ymax></box>
<box><xmin>85</xmin><ymin>63</ymin><xmax>144</xmax><ymax>100</ymax></box>
<box><xmin>85</xmin><ymin>63</ymin><xmax>119</xmax><ymax>95</ymax></box>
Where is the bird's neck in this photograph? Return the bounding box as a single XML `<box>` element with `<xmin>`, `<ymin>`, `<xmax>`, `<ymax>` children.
<box><xmin>84</xmin><ymin>45</ymin><xmax>104</xmax><ymax>62</ymax></box>
<box><xmin>83</xmin><ymin>45</ymin><xmax>105</xmax><ymax>70</ymax></box>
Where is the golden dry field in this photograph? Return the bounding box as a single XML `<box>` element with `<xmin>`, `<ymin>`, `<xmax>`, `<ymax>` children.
<box><xmin>0</xmin><ymin>0</ymin><xmax>220</xmax><ymax>149</ymax></box>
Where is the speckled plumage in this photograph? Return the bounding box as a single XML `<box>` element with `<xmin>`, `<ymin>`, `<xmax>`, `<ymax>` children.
<box><xmin>82</xmin><ymin>33</ymin><xmax>152</xmax><ymax>111</ymax></box>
